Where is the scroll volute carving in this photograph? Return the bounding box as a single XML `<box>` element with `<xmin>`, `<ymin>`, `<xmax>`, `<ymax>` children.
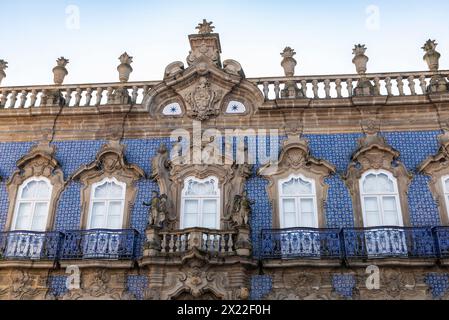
<box><xmin>345</xmin><ymin>125</ymin><xmax>412</xmax><ymax>227</ymax></box>
<box><xmin>150</xmin><ymin>143</ymin><xmax>253</xmax><ymax>230</ymax></box>
<box><xmin>72</xmin><ymin>140</ymin><xmax>145</xmax><ymax>229</ymax></box>
<box><xmin>258</xmin><ymin>130</ymin><xmax>336</xmax><ymax>228</ymax></box>
<box><xmin>5</xmin><ymin>141</ymin><xmax>65</xmax><ymax>231</ymax></box>
<box><xmin>419</xmin><ymin>129</ymin><xmax>449</xmax><ymax>225</ymax></box>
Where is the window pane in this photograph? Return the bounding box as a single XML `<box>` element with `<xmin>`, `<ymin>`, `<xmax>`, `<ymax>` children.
<box><xmin>383</xmin><ymin>196</ymin><xmax>400</xmax><ymax>226</ymax></box>
<box><xmin>35</xmin><ymin>181</ymin><xmax>51</xmax><ymax>199</ymax></box>
<box><xmin>183</xmin><ymin>200</ymin><xmax>199</xmax><ymax>228</ymax></box>
<box><xmin>107</xmin><ymin>201</ymin><xmax>123</xmax><ymax>229</ymax></box>
<box><xmin>282</xmin><ymin>199</ymin><xmax>296</xmax><ymax>214</ymax></box>
<box><xmin>109</xmin><ymin>183</ymin><xmax>124</xmax><ymax>198</ymax></box>
<box><xmin>202</xmin><ymin>200</ymin><xmax>217</xmax><ymax>215</ymax></box>
<box><xmin>90</xmin><ymin>202</ymin><xmax>106</xmax><ymax>228</ymax></box>
<box><xmin>202</xmin><ymin>213</ymin><xmax>216</xmax><ymax>229</ymax></box>
<box><xmin>445</xmin><ymin>178</ymin><xmax>449</xmax><ymax>192</ymax></box>
<box><xmin>94</xmin><ymin>183</ymin><xmax>109</xmax><ymax>198</ymax></box>
<box><xmin>300</xmin><ymin>199</ymin><xmax>315</xmax><ymax>227</ymax></box>
<box><xmin>283</xmin><ymin>212</ymin><xmax>296</xmax><ymax>228</ymax></box>
<box><xmin>364</xmin><ymin>197</ymin><xmax>380</xmax><ymax>227</ymax></box>
<box><xmin>31</xmin><ymin>202</ymin><xmax>49</xmax><ymax>231</ymax></box>
<box><xmin>14</xmin><ymin>202</ymin><xmax>32</xmax><ymax>230</ymax></box>
<box><xmin>377</xmin><ymin>174</ymin><xmax>394</xmax><ymax>192</ymax></box>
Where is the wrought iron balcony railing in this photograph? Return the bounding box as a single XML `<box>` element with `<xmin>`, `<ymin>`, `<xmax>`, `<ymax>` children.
<box><xmin>0</xmin><ymin>231</ymin><xmax>63</xmax><ymax>260</ymax></box>
<box><xmin>342</xmin><ymin>226</ymin><xmax>436</xmax><ymax>259</ymax></box>
<box><xmin>261</xmin><ymin>226</ymin><xmax>440</xmax><ymax>260</ymax></box>
<box><xmin>260</xmin><ymin>227</ymin><xmax>342</xmax><ymax>259</ymax></box>
<box><xmin>434</xmin><ymin>227</ymin><xmax>449</xmax><ymax>259</ymax></box>
<box><xmin>60</xmin><ymin>229</ymin><xmax>138</xmax><ymax>260</ymax></box>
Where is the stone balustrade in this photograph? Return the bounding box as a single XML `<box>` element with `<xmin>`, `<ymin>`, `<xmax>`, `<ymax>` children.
<box><xmin>250</xmin><ymin>70</ymin><xmax>449</xmax><ymax>100</ymax></box>
<box><xmin>0</xmin><ymin>81</ymin><xmax>159</xmax><ymax>109</ymax></box>
<box><xmin>0</xmin><ymin>71</ymin><xmax>447</xmax><ymax>110</ymax></box>
<box><xmin>159</xmin><ymin>228</ymin><xmax>236</xmax><ymax>255</ymax></box>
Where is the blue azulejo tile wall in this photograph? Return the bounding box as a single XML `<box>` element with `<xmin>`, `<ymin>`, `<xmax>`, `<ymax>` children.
<box><xmin>0</xmin><ymin>130</ymin><xmax>444</xmax><ymax>257</ymax></box>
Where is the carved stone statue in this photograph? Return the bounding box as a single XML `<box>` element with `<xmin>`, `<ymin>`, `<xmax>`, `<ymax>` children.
<box><xmin>231</xmin><ymin>191</ymin><xmax>253</xmax><ymax>227</ymax></box>
<box><xmin>144</xmin><ymin>191</ymin><xmax>161</xmax><ymax>227</ymax></box>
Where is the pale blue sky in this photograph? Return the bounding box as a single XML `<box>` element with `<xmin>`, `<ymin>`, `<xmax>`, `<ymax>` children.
<box><xmin>1</xmin><ymin>0</ymin><xmax>448</xmax><ymax>86</ymax></box>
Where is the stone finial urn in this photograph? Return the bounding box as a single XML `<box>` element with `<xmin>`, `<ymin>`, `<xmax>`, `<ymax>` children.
<box><xmin>422</xmin><ymin>39</ymin><xmax>440</xmax><ymax>72</ymax></box>
<box><xmin>0</xmin><ymin>60</ymin><xmax>7</xmax><ymax>86</ymax></box>
<box><xmin>280</xmin><ymin>47</ymin><xmax>297</xmax><ymax>77</ymax></box>
<box><xmin>352</xmin><ymin>44</ymin><xmax>369</xmax><ymax>75</ymax></box>
<box><xmin>117</xmin><ymin>52</ymin><xmax>133</xmax><ymax>83</ymax></box>
<box><xmin>52</xmin><ymin>57</ymin><xmax>69</xmax><ymax>85</ymax></box>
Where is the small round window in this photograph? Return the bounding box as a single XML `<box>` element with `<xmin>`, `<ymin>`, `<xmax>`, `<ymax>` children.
<box><xmin>225</xmin><ymin>101</ymin><xmax>246</xmax><ymax>114</ymax></box>
<box><xmin>162</xmin><ymin>103</ymin><xmax>182</xmax><ymax>116</ymax></box>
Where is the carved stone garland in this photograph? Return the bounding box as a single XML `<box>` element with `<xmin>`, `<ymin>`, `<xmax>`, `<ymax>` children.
<box><xmin>345</xmin><ymin>124</ymin><xmax>412</xmax><ymax>227</ymax></box>
<box><xmin>258</xmin><ymin>129</ymin><xmax>336</xmax><ymax>228</ymax></box>
<box><xmin>5</xmin><ymin>141</ymin><xmax>65</xmax><ymax>231</ymax></box>
<box><xmin>72</xmin><ymin>140</ymin><xmax>145</xmax><ymax>229</ymax></box>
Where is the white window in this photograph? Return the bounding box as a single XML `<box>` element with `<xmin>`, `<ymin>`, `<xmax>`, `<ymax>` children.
<box><xmin>360</xmin><ymin>170</ymin><xmax>403</xmax><ymax>227</ymax></box>
<box><xmin>181</xmin><ymin>176</ymin><xmax>220</xmax><ymax>229</ymax></box>
<box><xmin>442</xmin><ymin>176</ymin><xmax>449</xmax><ymax>219</ymax></box>
<box><xmin>278</xmin><ymin>174</ymin><xmax>318</xmax><ymax>228</ymax></box>
<box><xmin>11</xmin><ymin>177</ymin><xmax>52</xmax><ymax>231</ymax></box>
<box><xmin>87</xmin><ymin>177</ymin><xmax>126</xmax><ymax>229</ymax></box>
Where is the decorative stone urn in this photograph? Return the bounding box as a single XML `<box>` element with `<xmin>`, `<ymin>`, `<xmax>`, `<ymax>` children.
<box><xmin>422</xmin><ymin>39</ymin><xmax>448</xmax><ymax>93</ymax></box>
<box><xmin>52</xmin><ymin>57</ymin><xmax>69</xmax><ymax>85</ymax></box>
<box><xmin>117</xmin><ymin>52</ymin><xmax>133</xmax><ymax>83</ymax></box>
<box><xmin>352</xmin><ymin>44</ymin><xmax>375</xmax><ymax>96</ymax></box>
<box><xmin>0</xmin><ymin>60</ymin><xmax>7</xmax><ymax>86</ymax></box>
<box><xmin>280</xmin><ymin>47</ymin><xmax>303</xmax><ymax>99</ymax></box>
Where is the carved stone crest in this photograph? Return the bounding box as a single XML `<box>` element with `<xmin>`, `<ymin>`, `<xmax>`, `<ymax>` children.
<box><xmin>185</xmin><ymin>76</ymin><xmax>222</xmax><ymax>121</ymax></box>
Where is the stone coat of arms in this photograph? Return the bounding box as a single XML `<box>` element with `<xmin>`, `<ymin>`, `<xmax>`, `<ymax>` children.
<box><xmin>185</xmin><ymin>76</ymin><xmax>222</xmax><ymax>121</ymax></box>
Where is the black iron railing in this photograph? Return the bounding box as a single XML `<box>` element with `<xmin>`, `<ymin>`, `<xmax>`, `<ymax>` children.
<box><xmin>60</xmin><ymin>229</ymin><xmax>138</xmax><ymax>260</ymax></box>
<box><xmin>0</xmin><ymin>231</ymin><xmax>63</xmax><ymax>260</ymax></box>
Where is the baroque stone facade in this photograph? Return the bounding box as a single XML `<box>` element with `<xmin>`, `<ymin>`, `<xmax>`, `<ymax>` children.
<box><xmin>0</xmin><ymin>21</ymin><xmax>448</xmax><ymax>300</ymax></box>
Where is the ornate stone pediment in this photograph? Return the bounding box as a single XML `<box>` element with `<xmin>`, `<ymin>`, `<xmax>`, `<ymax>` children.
<box><xmin>258</xmin><ymin>128</ymin><xmax>336</xmax><ymax>228</ymax></box>
<box><xmin>143</xmin><ymin>21</ymin><xmax>263</xmax><ymax>121</ymax></box>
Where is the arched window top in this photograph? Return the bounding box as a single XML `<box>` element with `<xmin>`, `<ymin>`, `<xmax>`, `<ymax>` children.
<box><xmin>182</xmin><ymin>176</ymin><xmax>219</xmax><ymax>197</ymax></box>
<box><xmin>162</xmin><ymin>103</ymin><xmax>182</xmax><ymax>116</ymax></box>
<box><xmin>19</xmin><ymin>177</ymin><xmax>52</xmax><ymax>200</ymax></box>
<box><xmin>225</xmin><ymin>101</ymin><xmax>246</xmax><ymax>114</ymax></box>
<box><xmin>361</xmin><ymin>170</ymin><xmax>397</xmax><ymax>194</ymax></box>
<box><xmin>92</xmin><ymin>177</ymin><xmax>126</xmax><ymax>199</ymax></box>
<box><xmin>279</xmin><ymin>174</ymin><xmax>315</xmax><ymax>196</ymax></box>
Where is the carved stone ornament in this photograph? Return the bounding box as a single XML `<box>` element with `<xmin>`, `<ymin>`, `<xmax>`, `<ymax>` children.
<box><xmin>0</xmin><ymin>270</ymin><xmax>49</xmax><ymax>300</ymax></box>
<box><xmin>72</xmin><ymin>140</ymin><xmax>145</xmax><ymax>229</ymax></box>
<box><xmin>61</xmin><ymin>270</ymin><xmax>135</xmax><ymax>300</ymax></box>
<box><xmin>150</xmin><ymin>142</ymin><xmax>253</xmax><ymax>230</ymax></box>
<box><xmin>345</xmin><ymin>123</ymin><xmax>412</xmax><ymax>227</ymax></box>
<box><xmin>5</xmin><ymin>140</ymin><xmax>65</xmax><ymax>231</ymax></box>
<box><xmin>258</xmin><ymin>129</ymin><xmax>336</xmax><ymax>228</ymax></box>
<box><xmin>143</xmin><ymin>20</ymin><xmax>263</xmax><ymax>121</ymax></box>
<box><xmin>419</xmin><ymin>128</ymin><xmax>449</xmax><ymax>225</ymax></box>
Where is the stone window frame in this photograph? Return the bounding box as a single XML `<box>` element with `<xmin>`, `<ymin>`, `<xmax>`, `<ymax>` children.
<box><xmin>179</xmin><ymin>176</ymin><xmax>221</xmax><ymax>229</ymax></box>
<box><xmin>358</xmin><ymin>169</ymin><xmax>404</xmax><ymax>227</ymax></box>
<box><xmin>345</xmin><ymin>130</ymin><xmax>412</xmax><ymax>228</ymax></box>
<box><xmin>5</xmin><ymin>141</ymin><xmax>65</xmax><ymax>232</ymax></box>
<box><xmin>86</xmin><ymin>177</ymin><xmax>127</xmax><ymax>229</ymax></box>
<box><xmin>258</xmin><ymin>132</ymin><xmax>336</xmax><ymax>229</ymax></box>
<box><xmin>151</xmin><ymin>143</ymin><xmax>253</xmax><ymax>231</ymax></box>
<box><xmin>72</xmin><ymin>140</ymin><xmax>145</xmax><ymax>230</ymax></box>
<box><xmin>278</xmin><ymin>173</ymin><xmax>319</xmax><ymax>228</ymax></box>
<box><xmin>419</xmin><ymin>130</ymin><xmax>449</xmax><ymax>225</ymax></box>
<box><xmin>10</xmin><ymin>176</ymin><xmax>53</xmax><ymax>231</ymax></box>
